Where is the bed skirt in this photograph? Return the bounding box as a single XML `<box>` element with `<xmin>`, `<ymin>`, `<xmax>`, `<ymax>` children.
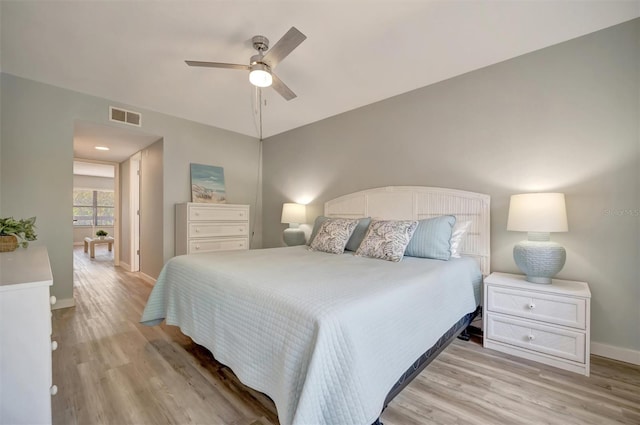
<box><xmin>374</xmin><ymin>306</ymin><xmax>481</xmax><ymax>424</ymax></box>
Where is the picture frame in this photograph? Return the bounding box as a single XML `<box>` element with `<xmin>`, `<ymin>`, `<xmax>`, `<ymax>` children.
<box><xmin>190</xmin><ymin>163</ymin><xmax>227</xmax><ymax>203</ymax></box>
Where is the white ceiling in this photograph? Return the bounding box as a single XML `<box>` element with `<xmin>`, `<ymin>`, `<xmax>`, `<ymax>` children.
<box><xmin>73</xmin><ymin>121</ymin><xmax>161</xmax><ymax>163</ymax></box>
<box><xmin>2</xmin><ymin>1</ymin><xmax>639</xmax><ymax>139</ymax></box>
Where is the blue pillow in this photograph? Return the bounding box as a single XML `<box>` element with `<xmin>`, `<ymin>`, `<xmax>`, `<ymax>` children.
<box><xmin>307</xmin><ymin>216</ymin><xmax>329</xmax><ymax>246</ymax></box>
<box><xmin>345</xmin><ymin>217</ymin><xmax>371</xmax><ymax>251</ymax></box>
<box><xmin>404</xmin><ymin>215</ymin><xmax>456</xmax><ymax>260</ymax></box>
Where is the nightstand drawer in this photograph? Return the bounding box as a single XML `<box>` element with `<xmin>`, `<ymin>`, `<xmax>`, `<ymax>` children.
<box><xmin>189</xmin><ymin>238</ymin><xmax>248</xmax><ymax>253</ymax></box>
<box><xmin>188</xmin><ymin>223</ymin><xmax>249</xmax><ymax>238</ymax></box>
<box><xmin>189</xmin><ymin>206</ymin><xmax>248</xmax><ymax>221</ymax></box>
<box><xmin>486</xmin><ymin>314</ymin><xmax>586</xmax><ymax>363</ymax></box>
<box><xmin>487</xmin><ymin>286</ymin><xmax>586</xmax><ymax>329</ymax></box>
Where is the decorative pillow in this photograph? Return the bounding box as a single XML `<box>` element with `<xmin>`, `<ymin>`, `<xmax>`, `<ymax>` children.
<box><xmin>355</xmin><ymin>220</ymin><xmax>418</xmax><ymax>262</ymax></box>
<box><xmin>345</xmin><ymin>217</ymin><xmax>371</xmax><ymax>251</ymax></box>
<box><xmin>450</xmin><ymin>220</ymin><xmax>472</xmax><ymax>258</ymax></box>
<box><xmin>307</xmin><ymin>216</ymin><xmax>329</xmax><ymax>246</ymax></box>
<box><xmin>404</xmin><ymin>215</ymin><xmax>456</xmax><ymax>260</ymax></box>
<box><xmin>309</xmin><ymin>218</ymin><xmax>359</xmax><ymax>254</ymax></box>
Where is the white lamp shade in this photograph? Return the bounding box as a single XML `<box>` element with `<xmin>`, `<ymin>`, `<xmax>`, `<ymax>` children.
<box><xmin>249</xmin><ymin>67</ymin><xmax>273</xmax><ymax>88</ymax></box>
<box><xmin>507</xmin><ymin>193</ymin><xmax>568</xmax><ymax>233</ymax></box>
<box><xmin>281</xmin><ymin>203</ymin><xmax>306</xmax><ymax>224</ymax></box>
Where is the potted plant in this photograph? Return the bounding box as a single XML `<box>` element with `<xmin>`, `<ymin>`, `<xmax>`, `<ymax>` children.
<box><xmin>96</xmin><ymin>229</ymin><xmax>108</xmax><ymax>240</ymax></box>
<box><xmin>0</xmin><ymin>216</ymin><xmax>37</xmax><ymax>252</ymax></box>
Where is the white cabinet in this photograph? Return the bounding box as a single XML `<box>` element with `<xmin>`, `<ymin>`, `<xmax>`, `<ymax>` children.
<box><xmin>0</xmin><ymin>246</ymin><xmax>56</xmax><ymax>424</ymax></box>
<box><xmin>483</xmin><ymin>272</ymin><xmax>591</xmax><ymax>376</ymax></box>
<box><xmin>176</xmin><ymin>203</ymin><xmax>250</xmax><ymax>255</ymax></box>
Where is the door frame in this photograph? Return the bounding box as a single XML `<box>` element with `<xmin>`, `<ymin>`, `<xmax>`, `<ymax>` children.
<box><xmin>129</xmin><ymin>152</ymin><xmax>141</xmax><ymax>271</ymax></box>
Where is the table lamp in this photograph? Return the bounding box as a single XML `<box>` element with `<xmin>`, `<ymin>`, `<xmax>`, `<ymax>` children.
<box><xmin>281</xmin><ymin>203</ymin><xmax>306</xmax><ymax>246</ymax></box>
<box><xmin>507</xmin><ymin>193</ymin><xmax>568</xmax><ymax>284</ymax></box>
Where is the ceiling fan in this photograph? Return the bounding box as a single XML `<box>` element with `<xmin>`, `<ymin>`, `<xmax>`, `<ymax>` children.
<box><xmin>186</xmin><ymin>27</ymin><xmax>307</xmax><ymax>101</ymax></box>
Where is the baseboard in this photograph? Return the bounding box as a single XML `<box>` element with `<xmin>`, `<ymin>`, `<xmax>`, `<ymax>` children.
<box><xmin>592</xmin><ymin>342</ymin><xmax>640</xmax><ymax>366</ymax></box>
<box><xmin>51</xmin><ymin>297</ymin><xmax>75</xmax><ymax>310</ymax></box>
<box><xmin>139</xmin><ymin>272</ymin><xmax>157</xmax><ymax>285</ymax></box>
<box><xmin>73</xmin><ymin>242</ymin><xmax>84</xmax><ymax>246</ymax></box>
<box><xmin>119</xmin><ymin>261</ymin><xmax>132</xmax><ymax>272</ymax></box>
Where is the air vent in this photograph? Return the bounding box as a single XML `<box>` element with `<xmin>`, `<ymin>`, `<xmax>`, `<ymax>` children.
<box><xmin>110</xmin><ymin>106</ymin><xmax>142</xmax><ymax>127</ymax></box>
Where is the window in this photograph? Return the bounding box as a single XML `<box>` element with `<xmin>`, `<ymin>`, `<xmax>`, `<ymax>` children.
<box><xmin>73</xmin><ymin>190</ymin><xmax>115</xmax><ymax>226</ymax></box>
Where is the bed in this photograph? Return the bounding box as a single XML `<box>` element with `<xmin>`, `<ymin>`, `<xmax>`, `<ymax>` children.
<box><xmin>142</xmin><ymin>186</ymin><xmax>490</xmax><ymax>425</ymax></box>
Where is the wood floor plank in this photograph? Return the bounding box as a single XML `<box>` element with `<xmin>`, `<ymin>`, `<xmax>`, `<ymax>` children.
<box><xmin>52</xmin><ymin>247</ymin><xmax>640</xmax><ymax>425</ymax></box>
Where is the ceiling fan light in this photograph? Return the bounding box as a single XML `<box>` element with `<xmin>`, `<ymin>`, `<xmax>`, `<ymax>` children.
<box><xmin>249</xmin><ymin>64</ymin><xmax>272</xmax><ymax>88</ymax></box>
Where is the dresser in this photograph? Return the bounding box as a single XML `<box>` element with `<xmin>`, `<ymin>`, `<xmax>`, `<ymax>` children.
<box><xmin>175</xmin><ymin>203</ymin><xmax>250</xmax><ymax>255</ymax></box>
<box><xmin>483</xmin><ymin>272</ymin><xmax>591</xmax><ymax>376</ymax></box>
<box><xmin>0</xmin><ymin>246</ymin><xmax>57</xmax><ymax>424</ymax></box>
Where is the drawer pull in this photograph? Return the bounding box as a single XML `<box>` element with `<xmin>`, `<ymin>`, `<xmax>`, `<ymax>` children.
<box><xmin>528</xmin><ymin>303</ymin><xmax>536</xmax><ymax>310</ymax></box>
<box><xmin>51</xmin><ymin>341</ymin><xmax>58</xmax><ymax>351</ymax></box>
<box><xmin>195</xmin><ymin>228</ymin><xmax>200</xmax><ymax>233</ymax></box>
<box><xmin>195</xmin><ymin>212</ymin><xmax>200</xmax><ymax>216</ymax></box>
<box><xmin>50</xmin><ymin>296</ymin><xmax>57</xmax><ymax>306</ymax></box>
<box><xmin>195</xmin><ymin>245</ymin><xmax>200</xmax><ymax>250</ymax></box>
<box><xmin>50</xmin><ymin>385</ymin><xmax>58</xmax><ymax>396</ymax></box>
<box><xmin>528</xmin><ymin>334</ymin><xmax>535</xmax><ymax>341</ymax></box>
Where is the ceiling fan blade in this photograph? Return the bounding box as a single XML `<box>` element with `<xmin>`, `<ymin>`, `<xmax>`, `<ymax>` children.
<box><xmin>262</xmin><ymin>27</ymin><xmax>306</xmax><ymax>69</ymax></box>
<box><xmin>185</xmin><ymin>60</ymin><xmax>250</xmax><ymax>70</ymax></box>
<box><xmin>271</xmin><ymin>73</ymin><xmax>297</xmax><ymax>101</ymax></box>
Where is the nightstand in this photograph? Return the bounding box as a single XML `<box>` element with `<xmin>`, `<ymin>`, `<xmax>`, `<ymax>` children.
<box><xmin>483</xmin><ymin>272</ymin><xmax>591</xmax><ymax>376</ymax></box>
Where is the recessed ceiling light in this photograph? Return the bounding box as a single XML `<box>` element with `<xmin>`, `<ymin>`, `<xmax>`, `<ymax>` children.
<box><xmin>95</xmin><ymin>146</ymin><xmax>110</xmax><ymax>151</ymax></box>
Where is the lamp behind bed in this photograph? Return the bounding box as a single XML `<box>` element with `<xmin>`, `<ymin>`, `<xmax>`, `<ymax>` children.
<box><xmin>281</xmin><ymin>203</ymin><xmax>306</xmax><ymax>246</ymax></box>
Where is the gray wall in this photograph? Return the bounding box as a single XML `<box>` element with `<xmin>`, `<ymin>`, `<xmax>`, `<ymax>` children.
<box><xmin>262</xmin><ymin>19</ymin><xmax>640</xmax><ymax>352</ymax></box>
<box><xmin>140</xmin><ymin>140</ymin><xmax>164</xmax><ymax>279</ymax></box>
<box><xmin>0</xmin><ymin>74</ymin><xmax>261</xmax><ymax>305</ymax></box>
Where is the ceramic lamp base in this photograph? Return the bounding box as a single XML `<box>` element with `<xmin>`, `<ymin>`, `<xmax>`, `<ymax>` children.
<box><xmin>283</xmin><ymin>228</ymin><xmax>306</xmax><ymax>246</ymax></box>
<box><xmin>513</xmin><ymin>232</ymin><xmax>566</xmax><ymax>284</ymax></box>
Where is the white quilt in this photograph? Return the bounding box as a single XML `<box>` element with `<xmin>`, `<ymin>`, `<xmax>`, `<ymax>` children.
<box><xmin>141</xmin><ymin>246</ymin><xmax>479</xmax><ymax>425</ymax></box>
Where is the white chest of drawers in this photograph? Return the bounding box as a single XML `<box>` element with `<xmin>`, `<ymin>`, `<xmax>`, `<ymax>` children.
<box><xmin>175</xmin><ymin>203</ymin><xmax>250</xmax><ymax>255</ymax></box>
<box><xmin>483</xmin><ymin>272</ymin><xmax>591</xmax><ymax>376</ymax></box>
<box><xmin>0</xmin><ymin>246</ymin><xmax>57</xmax><ymax>424</ymax></box>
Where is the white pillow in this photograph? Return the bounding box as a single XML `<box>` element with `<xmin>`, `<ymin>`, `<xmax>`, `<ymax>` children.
<box><xmin>309</xmin><ymin>218</ymin><xmax>359</xmax><ymax>254</ymax></box>
<box><xmin>450</xmin><ymin>220</ymin><xmax>471</xmax><ymax>258</ymax></box>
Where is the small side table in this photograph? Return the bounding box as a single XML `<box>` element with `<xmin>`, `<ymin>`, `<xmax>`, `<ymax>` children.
<box><xmin>483</xmin><ymin>272</ymin><xmax>591</xmax><ymax>376</ymax></box>
<box><xmin>84</xmin><ymin>236</ymin><xmax>114</xmax><ymax>259</ymax></box>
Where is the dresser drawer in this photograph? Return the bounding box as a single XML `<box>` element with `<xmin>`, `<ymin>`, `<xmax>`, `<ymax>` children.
<box><xmin>486</xmin><ymin>314</ymin><xmax>585</xmax><ymax>363</ymax></box>
<box><xmin>487</xmin><ymin>286</ymin><xmax>587</xmax><ymax>329</ymax></box>
<box><xmin>189</xmin><ymin>238</ymin><xmax>248</xmax><ymax>253</ymax></box>
<box><xmin>188</xmin><ymin>222</ymin><xmax>249</xmax><ymax>238</ymax></box>
<box><xmin>189</xmin><ymin>206</ymin><xmax>248</xmax><ymax>221</ymax></box>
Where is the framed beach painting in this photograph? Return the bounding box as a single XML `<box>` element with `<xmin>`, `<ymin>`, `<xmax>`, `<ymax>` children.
<box><xmin>190</xmin><ymin>163</ymin><xmax>227</xmax><ymax>203</ymax></box>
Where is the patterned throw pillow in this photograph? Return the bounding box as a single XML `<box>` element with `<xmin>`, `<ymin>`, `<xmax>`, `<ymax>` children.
<box><xmin>309</xmin><ymin>218</ymin><xmax>359</xmax><ymax>254</ymax></box>
<box><xmin>355</xmin><ymin>220</ymin><xmax>419</xmax><ymax>262</ymax></box>
<box><xmin>307</xmin><ymin>215</ymin><xmax>329</xmax><ymax>246</ymax></box>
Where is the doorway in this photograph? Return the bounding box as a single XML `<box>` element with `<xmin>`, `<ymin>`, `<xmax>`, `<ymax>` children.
<box><xmin>72</xmin><ymin>160</ymin><xmax>119</xmax><ymax>265</ymax></box>
<box><xmin>72</xmin><ymin>120</ymin><xmax>161</xmax><ymax>279</ymax></box>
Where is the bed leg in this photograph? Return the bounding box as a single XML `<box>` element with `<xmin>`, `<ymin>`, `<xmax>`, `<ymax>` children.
<box><xmin>372</xmin><ymin>418</ymin><xmax>384</xmax><ymax>425</ymax></box>
<box><xmin>457</xmin><ymin>328</ymin><xmax>471</xmax><ymax>341</ymax></box>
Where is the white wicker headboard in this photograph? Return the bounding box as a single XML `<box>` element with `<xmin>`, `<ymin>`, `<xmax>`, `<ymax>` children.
<box><xmin>324</xmin><ymin>186</ymin><xmax>491</xmax><ymax>275</ymax></box>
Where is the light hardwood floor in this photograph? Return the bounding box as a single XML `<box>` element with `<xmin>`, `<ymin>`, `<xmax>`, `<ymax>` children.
<box><xmin>53</xmin><ymin>246</ymin><xmax>640</xmax><ymax>425</ymax></box>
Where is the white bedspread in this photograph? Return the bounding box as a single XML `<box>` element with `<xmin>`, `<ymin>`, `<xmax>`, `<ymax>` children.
<box><xmin>141</xmin><ymin>246</ymin><xmax>479</xmax><ymax>425</ymax></box>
